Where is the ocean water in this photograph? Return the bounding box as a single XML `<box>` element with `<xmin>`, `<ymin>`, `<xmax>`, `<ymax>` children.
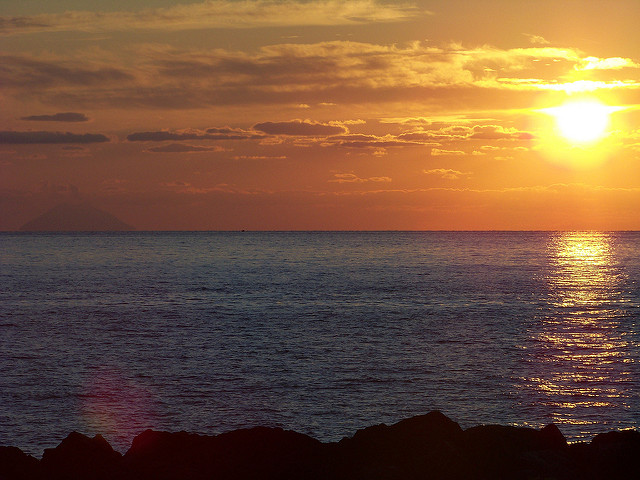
<box><xmin>1</xmin><ymin>231</ymin><xmax>639</xmax><ymax>456</ymax></box>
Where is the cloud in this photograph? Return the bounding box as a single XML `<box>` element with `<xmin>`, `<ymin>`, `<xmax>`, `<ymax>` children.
<box><xmin>127</xmin><ymin>128</ymin><xmax>261</xmax><ymax>141</ymax></box>
<box><xmin>127</xmin><ymin>120</ymin><xmax>535</xmax><ymax>154</ymax></box>
<box><xmin>323</xmin><ymin>133</ymin><xmax>436</xmax><ymax>148</ymax></box>
<box><xmin>430</xmin><ymin>149</ymin><xmax>466</xmax><ymax>156</ymax></box>
<box><xmin>0</xmin><ymin>54</ymin><xmax>133</xmax><ymax>89</ymax></box>
<box><xmin>61</xmin><ymin>146</ymin><xmax>88</xmax><ymax>150</ymax></box>
<box><xmin>0</xmin><ymin>131</ymin><xmax>109</xmax><ymax>144</ymax></box>
<box><xmin>469</xmin><ymin>125</ymin><xmax>534</xmax><ymax>140</ymax></box>
<box><xmin>21</xmin><ymin>112</ymin><xmax>89</xmax><ymax>122</ymax></box>
<box><xmin>233</xmin><ymin>155</ymin><xmax>288</xmax><ymax>160</ymax></box>
<box><xmin>399</xmin><ymin>124</ymin><xmax>533</xmax><ymax>143</ymax></box>
<box><xmin>0</xmin><ymin>1</ymin><xmax>420</xmax><ymax>35</ymax></box>
<box><xmin>253</xmin><ymin>120</ymin><xmax>348</xmax><ymax>136</ymax></box>
<box><xmin>145</xmin><ymin>143</ymin><xmax>226</xmax><ymax>153</ymax></box>
<box><xmin>576</xmin><ymin>56</ymin><xmax>640</xmax><ymax>71</ymax></box>
<box><xmin>423</xmin><ymin>168</ymin><xmax>471</xmax><ymax>180</ymax></box>
<box><xmin>61</xmin><ymin>145</ymin><xmax>91</xmax><ymax>157</ymax></box>
<box><xmin>7</xmin><ymin>39</ymin><xmax>638</xmax><ymax>112</ymax></box>
<box><xmin>523</xmin><ymin>34</ymin><xmax>550</xmax><ymax>45</ymax></box>
<box><xmin>398</xmin><ymin>131</ymin><xmax>460</xmax><ymax>142</ymax></box>
<box><xmin>329</xmin><ymin>173</ymin><xmax>392</xmax><ymax>183</ymax></box>
<box><xmin>160</xmin><ymin>181</ymin><xmax>192</xmax><ymax>189</ymax></box>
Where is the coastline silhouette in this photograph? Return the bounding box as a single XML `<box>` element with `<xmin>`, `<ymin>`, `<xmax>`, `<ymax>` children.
<box><xmin>1</xmin><ymin>412</ymin><xmax>638</xmax><ymax>480</ymax></box>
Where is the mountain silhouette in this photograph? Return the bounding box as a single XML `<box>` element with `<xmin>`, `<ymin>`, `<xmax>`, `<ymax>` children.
<box><xmin>20</xmin><ymin>203</ymin><xmax>135</xmax><ymax>231</ymax></box>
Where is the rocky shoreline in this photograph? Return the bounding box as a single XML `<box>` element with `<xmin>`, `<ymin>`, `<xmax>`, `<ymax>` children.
<box><xmin>1</xmin><ymin>411</ymin><xmax>638</xmax><ymax>479</ymax></box>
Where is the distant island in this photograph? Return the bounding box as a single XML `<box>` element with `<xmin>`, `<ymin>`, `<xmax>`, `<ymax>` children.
<box><xmin>19</xmin><ymin>203</ymin><xmax>135</xmax><ymax>232</ymax></box>
<box><xmin>0</xmin><ymin>412</ymin><xmax>638</xmax><ymax>479</ymax></box>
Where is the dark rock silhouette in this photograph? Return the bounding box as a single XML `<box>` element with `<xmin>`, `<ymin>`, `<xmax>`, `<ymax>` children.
<box><xmin>587</xmin><ymin>429</ymin><xmax>640</xmax><ymax>479</ymax></box>
<box><xmin>330</xmin><ymin>411</ymin><xmax>464</xmax><ymax>479</ymax></box>
<box><xmin>39</xmin><ymin>432</ymin><xmax>122</xmax><ymax>480</ymax></box>
<box><xmin>460</xmin><ymin>424</ymin><xmax>571</xmax><ymax>479</ymax></box>
<box><xmin>19</xmin><ymin>202</ymin><xmax>134</xmax><ymax>231</ymax></box>
<box><xmin>123</xmin><ymin>427</ymin><xmax>323</xmax><ymax>480</ymax></box>
<box><xmin>0</xmin><ymin>446</ymin><xmax>40</xmax><ymax>480</ymax></box>
<box><xmin>1</xmin><ymin>412</ymin><xmax>638</xmax><ymax>480</ymax></box>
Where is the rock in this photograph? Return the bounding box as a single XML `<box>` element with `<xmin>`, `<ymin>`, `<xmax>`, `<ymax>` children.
<box><xmin>2</xmin><ymin>413</ymin><xmax>638</xmax><ymax>480</ymax></box>
<box><xmin>0</xmin><ymin>446</ymin><xmax>40</xmax><ymax>480</ymax></box>
<box><xmin>123</xmin><ymin>426</ymin><xmax>324</xmax><ymax>480</ymax></box>
<box><xmin>461</xmin><ymin>424</ymin><xmax>570</xmax><ymax>479</ymax></box>
<box><xmin>589</xmin><ymin>429</ymin><xmax>640</xmax><ymax>478</ymax></box>
<box><xmin>40</xmin><ymin>432</ymin><xmax>122</xmax><ymax>480</ymax></box>
<box><xmin>539</xmin><ymin>423</ymin><xmax>568</xmax><ymax>450</ymax></box>
<box><xmin>331</xmin><ymin>411</ymin><xmax>465</xmax><ymax>479</ymax></box>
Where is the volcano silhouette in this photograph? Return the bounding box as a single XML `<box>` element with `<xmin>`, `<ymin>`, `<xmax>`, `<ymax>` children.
<box><xmin>20</xmin><ymin>203</ymin><xmax>135</xmax><ymax>231</ymax></box>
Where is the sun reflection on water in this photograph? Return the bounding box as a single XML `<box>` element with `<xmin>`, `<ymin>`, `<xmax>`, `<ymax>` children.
<box><xmin>524</xmin><ymin>232</ymin><xmax>634</xmax><ymax>439</ymax></box>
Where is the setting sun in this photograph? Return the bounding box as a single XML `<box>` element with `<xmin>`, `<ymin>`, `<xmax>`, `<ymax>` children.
<box><xmin>544</xmin><ymin>100</ymin><xmax>614</xmax><ymax>143</ymax></box>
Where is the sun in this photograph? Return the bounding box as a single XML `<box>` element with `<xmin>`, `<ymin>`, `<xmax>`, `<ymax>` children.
<box><xmin>534</xmin><ymin>98</ymin><xmax>626</xmax><ymax>168</ymax></box>
<box><xmin>543</xmin><ymin>99</ymin><xmax>613</xmax><ymax>143</ymax></box>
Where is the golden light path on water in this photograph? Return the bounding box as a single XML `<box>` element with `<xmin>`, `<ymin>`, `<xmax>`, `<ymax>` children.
<box><xmin>524</xmin><ymin>232</ymin><xmax>635</xmax><ymax>439</ymax></box>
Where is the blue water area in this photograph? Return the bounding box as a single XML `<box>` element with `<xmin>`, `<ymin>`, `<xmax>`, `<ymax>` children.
<box><xmin>1</xmin><ymin>231</ymin><xmax>639</xmax><ymax>456</ymax></box>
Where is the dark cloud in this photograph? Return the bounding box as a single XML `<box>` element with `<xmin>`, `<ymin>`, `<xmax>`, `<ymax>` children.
<box><xmin>0</xmin><ymin>54</ymin><xmax>133</xmax><ymax>89</ymax></box>
<box><xmin>0</xmin><ymin>16</ymin><xmax>50</xmax><ymax>32</ymax></box>
<box><xmin>127</xmin><ymin>128</ymin><xmax>261</xmax><ymax>142</ymax></box>
<box><xmin>253</xmin><ymin>120</ymin><xmax>347</xmax><ymax>136</ymax></box>
<box><xmin>0</xmin><ymin>2</ymin><xmax>418</xmax><ymax>36</ymax></box>
<box><xmin>146</xmin><ymin>143</ymin><xmax>224</xmax><ymax>153</ymax></box>
<box><xmin>21</xmin><ymin>112</ymin><xmax>89</xmax><ymax>122</ymax></box>
<box><xmin>0</xmin><ymin>131</ymin><xmax>109</xmax><ymax>144</ymax></box>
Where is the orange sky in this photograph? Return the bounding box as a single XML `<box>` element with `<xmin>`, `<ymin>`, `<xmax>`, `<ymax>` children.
<box><xmin>2</xmin><ymin>0</ymin><xmax>640</xmax><ymax>230</ymax></box>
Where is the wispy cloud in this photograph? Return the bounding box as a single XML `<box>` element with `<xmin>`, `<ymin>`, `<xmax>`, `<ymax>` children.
<box><xmin>233</xmin><ymin>155</ymin><xmax>287</xmax><ymax>160</ymax></box>
<box><xmin>322</xmin><ymin>133</ymin><xmax>433</xmax><ymax>148</ymax></box>
<box><xmin>430</xmin><ymin>149</ymin><xmax>466</xmax><ymax>157</ymax></box>
<box><xmin>127</xmin><ymin>128</ymin><xmax>261</xmax><ymax>142</ymax></box>
<box><xmin>21</xmin><ymin>112</ymin><xmax>89</xmax><ymax>122</ymax></box>
<box><xmin>423</xmin><ymin>168</ymin><xmax>471</xmax><ymax>179</ymax></box>
<box><xmin>0</xmin><ymin>54</ymin><xmax>133</xmax><ymax>89</ymax></box>
<box><xmin>523</xmin><ymin>34</ymin><xmax>550</xmax><ymax>45</ymax></box>
<box><xmin>145</xmin><ymin>143</ymin><xmax>226</xmax><ymax>153</ymax></box>
<box><xmin>253</xmin><ymin>120</ymin><xmax>347</xmax><ymax>136</ymax></box>
<box><xmin>329</xmin><ymin>173</ymin><xmax>392</xmax><ymax>183</ymax></box>
<box><xmin>400</xmin><ymin>124</ymin><xmax>533</xmax><ymax>143</ymax></box>
<box><xmin>0</xmin><ymin>131</ymin><xmax>109</xmax><ymax>144</ymax></box>
<box><xmin>0</xmin><ymin>0</ymin><xmax>421</xmax><ymax>36</ymax></box>
<box><xmin>470</xmin><ymin>125</ymin><xmax>534</xmax><ymax>140</ymax></box>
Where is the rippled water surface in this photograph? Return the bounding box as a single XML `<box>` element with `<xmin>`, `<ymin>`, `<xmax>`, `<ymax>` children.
<box><xmin>1</xmin><ymin>231</ymin><xmax>639</xmax><ymax>456</ymax></box>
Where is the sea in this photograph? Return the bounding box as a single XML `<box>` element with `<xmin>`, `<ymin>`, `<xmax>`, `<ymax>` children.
<box><xmin>1</xmin><ymin>231</ymin><xmax>639</xmax><ymax>457</ymax></box>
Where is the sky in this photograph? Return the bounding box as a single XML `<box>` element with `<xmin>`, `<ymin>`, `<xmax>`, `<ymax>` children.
<box><xmin>2</xmin><ymin>0</ymin><xmax>640</xmax><ymax>230</ymax></box>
